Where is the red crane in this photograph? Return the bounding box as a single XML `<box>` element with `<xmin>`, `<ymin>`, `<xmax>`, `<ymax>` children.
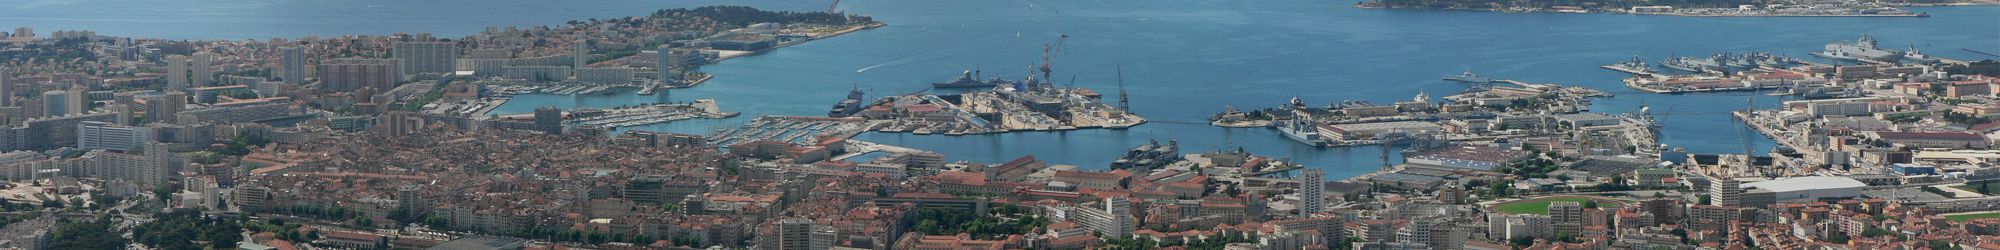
<box><xmin>1039</xmin><ymin>34</ymin><xmax>1068</xmax><ymax>81</ymax></box>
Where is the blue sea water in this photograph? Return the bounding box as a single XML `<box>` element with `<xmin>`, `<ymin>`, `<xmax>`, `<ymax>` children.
<box><xmin>9</xmin><ymin>0</ymin><xmax>1997</xmax><ymax>179</ymax></box>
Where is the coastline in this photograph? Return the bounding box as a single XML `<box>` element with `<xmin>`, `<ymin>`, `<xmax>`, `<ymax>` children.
<box><xmin>1354</xmin><ymin>3</ymin><xmax>1942</xmax><ymax>17</ymax></box>
<box><xmin>487</xmin><ymin>22</ymin><xmax>883</xmax><ymax>115</ymax></box>
<box><xmin>706</xmin><ymin>22</ymin><xmax>885</xmax><ymax>62</ymax></box>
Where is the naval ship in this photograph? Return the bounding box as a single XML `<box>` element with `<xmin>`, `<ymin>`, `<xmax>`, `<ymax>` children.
<box><xmin>1277</xmin><ymin>96</ymin><xmax>1327</xmax><ymax>147</ymax></box>
<box><xmin>931</xmin><ymin>70</ymin><xmax>1018</xmax><ymax>88</ymax></box>
<box><xmin>1617</xmin><ymin>56</ymin><xmax>1651</xmax><ymax>72</ymax></box>
<box><xmin>1814</xmin><ymin>34</ymin><xmax>1902</xmax><ymax>62</ymax></box>
<box><xmin>1662</xmin><ymin>54</ymin><xmax>1728</xmax><ymax>74</ymax></box>
<box><xmin>1903</xmin><ymin>45</ymin><xmax>1941</xmax><ymax>64</ymax></box>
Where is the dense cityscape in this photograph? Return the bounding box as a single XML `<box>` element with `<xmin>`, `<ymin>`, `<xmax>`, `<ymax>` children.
<box><xmin>0</xmin><ymin>1</ymin><xmax>1997</xmax><ymax>250</ymax></box>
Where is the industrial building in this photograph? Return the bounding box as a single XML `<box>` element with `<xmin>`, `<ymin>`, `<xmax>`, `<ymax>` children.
<box><xmin>1403</xmin><ymin>145</ymin><xmax>1532</xmax><ymax>172</ymax></box>
<box><xmin>1737</xmin><ymin>176</ymin><xmax>1866</xmax><ymax>207</ymax></box>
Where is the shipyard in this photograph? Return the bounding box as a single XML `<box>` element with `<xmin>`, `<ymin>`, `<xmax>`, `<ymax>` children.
<box><xmin>831</xmin><ymin>72</ymin><xmax>1146</xmax><ymax>135</ymax></box>
<box><xmin>1611</xmin><ymin>34</ymin><xmax>1957</xmax><ymax>95</ymax></box>
<box><xmin>828</xmin><ymin>38</ymin><xmax>1147</xmax><ymax>135</ymax></box>
<box><xmin>1209</xmin><ymin>79</ymin><xmax>1639</xmax><ymax>151</ymax></box>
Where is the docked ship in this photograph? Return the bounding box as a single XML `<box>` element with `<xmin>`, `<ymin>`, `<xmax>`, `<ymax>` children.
<box><xmin>1749</xmin><ymin>52</ymin><xmax>1799</xmax><ymax>67</ymax></box>
<box><xmin>1814</xmin><ymin>34</ymin><xmax>1902</xmax><ymax>62</ymax></box>
<box><xmin>828</xmin><ymin>86</ymin><xmax>867</xmax><ymax>117</ymax></box>
<box><xmin>1617</xmin><ymin>56</ymin><xmax>1651</xmax><ymax>72</ymax></box>
<box><xmin>931</xmin><ymin>70</ymin><xmax>1017</xmax><ymax>88</ymax></box>
<box><xmin>1276</xmin><ymin>97</ymin><xmax>1327</xmax><ymax>147</ymax></box>
<box><xmin>1720</xmin><ymin>52</ymin><xmax>1798</xmax><ymax>69</ymax></box>
<box><xmin>1662</xmin><ymin>54</ymin><xmax>1727</xmax><ymax>74</ymax></box>
<box><xmin>1442</xmin><ymin>70</ymin><xmax>1493</xmax><ymax>83</ymax></box>
<box><xmin>1903</xmin><ymin>45</ymin><xmax>1941</xmax><ymax>64</ymax></box>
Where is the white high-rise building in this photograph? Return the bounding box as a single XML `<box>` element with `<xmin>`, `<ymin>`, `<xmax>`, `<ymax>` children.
<box><xmin>165</xmin><ymin>55</ymin><xmax>190</xmax><ymax>91</ymax></box>
<box><xmin>191</xmin><ymin>52</ymin><xmax>214</xmax><ymax>86</ymax></box>
<box><xmin>0</xmin><ymin>67</ymin><xmax>12</xmax><ymax>107</ymax></box>
<box><xmin>573</xmin><ymin>42</ymin><xmax>588</xmax><ymax>69</ymax></box>
<box><xmin>107</xmin><ymin>103</ymin><xmax>133</xmax><ymax>125</ymax></box>
<box><xmin>1711</xmin><ymin>177</ymin><xmax>1741</xmax><ymax>207</ymax></box>
<box><xmin>1072</xmin><ymin>196</ymin><xmax>1136</xmax><ymax>238</ymax></box>
<box><xmin>78</xmin><ymin>121</ymin><xmax>151</xmax><ymax>152</ymax></box>
<box><xmin>656</xmin><ymin>45</ymin><xmax>682</xmax><ymax>82</ymax></box>
<box><xmin>63</xmin><ymin>84</ymin><xmax>85</xmax><ymax>115</ymax></box>
<box><xmin>393</xmin><ymin>41</ymin><xmax>458</xmax><ymax>75</ymax></box>
<box><xmin>41</xmin><ymin>91</ymin><xmax>66</xmax><ymax>117</ymax></box>
<box><xmin>281</xmin><ymin>46</ymin><xmax>305</xmax><ymax>84</ymax></box>
<box><xmin>85</xmin><ymin>142</ymin><xmax>180</xmax><ymax>188</ymax></box>
<box><xmin>1549</xmin><ymin>201</ymin><xmax>1585</xmax><ymax>236</ymax></box>
<box><xmin>769</xmin><ymin>218</ymin><xmax>835</xmax><ymax>250</ymax></box>
<box><xmin>1299</xmin><ymin>168</ymin><xmax>1325</xmax><ymax>216</ymax></box>
<box><xmin>146</xmin><ymin>92</ymin><xmax>186</xmax><ymax>124</ymax></box>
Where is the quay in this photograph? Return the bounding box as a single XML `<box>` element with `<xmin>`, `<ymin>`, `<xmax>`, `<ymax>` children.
<box><xmin>678</xmin><ymin>73</ymin><xmax>714</xmax><ymax>88</ymax></box>
<box><xmin>707</xmin><ymin>116</ymin><xmax>870</xmax><ymax>147</ymax></box>
<box><xmin>1210</xmin><ymin>82</ymin><xmax>1624</xmax><ymax>148</ymax></box>
<box><xmin>1733</xmin><ymin>110</ymin><xmax>1824</xmax><ymax>165</ymax></box>
<box><xmin>832</xmin><ymin>68</ymin><xmax>1146</xmax><ymax>136</ymax></box>
<box><xmin>1599</xmin><ymin>63</ymin><xmax>1658</xmax><ymax>78</ymax></box>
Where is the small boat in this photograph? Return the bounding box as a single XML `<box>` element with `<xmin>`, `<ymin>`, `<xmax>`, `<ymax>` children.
<box><xmin>1442</xmin><ymin>70</ymin><xmax>1492</xmax><ymax>83</ymax></box>
<box><xmin>637</xmin><ymin>84</ymin><xmax>658</xmax><ymax>95</ymax></box>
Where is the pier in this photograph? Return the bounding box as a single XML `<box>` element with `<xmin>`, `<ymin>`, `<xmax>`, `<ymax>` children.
<box><xmin>1599</xmin><ymin>64</ymin><xmax>1658</xmax><ymax>78</ymax></box>
<box><xmin>707</xmin><ymin>116</ymin><xmax>870</xmax><ymax>147</ymax></box>
<box><xmin>849</xmin><ymin>77</ymin><xmax>1145</xmax><ymax>135</ymax></box>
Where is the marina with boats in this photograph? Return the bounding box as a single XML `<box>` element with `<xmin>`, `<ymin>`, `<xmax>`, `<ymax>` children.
<box><xmin>563</xmin><ymin>99</ymin><xmax>740</xmax><ymax>129</ymax></box>
<box><xmin>706</xmin><ymin>116</ymin><xmax>870</xmax><ymax>147</ymax></box>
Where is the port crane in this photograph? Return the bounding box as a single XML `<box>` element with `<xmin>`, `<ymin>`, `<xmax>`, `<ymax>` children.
<box><xmin>1039</xmin><ymin>34</ymin><xmax>1068</xmax><ymax>81</ymax></box>
<box><xmin>1117</xmin><ymin>64</ymin><xmax>1129</xmax><ymax>112</ymax></box>
<box><xmin>828</xmin><ymin>0</ymin><xmax>842</xmax><ymax>13</ymax></box>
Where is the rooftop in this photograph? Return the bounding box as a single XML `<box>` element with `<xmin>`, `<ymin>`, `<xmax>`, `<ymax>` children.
<box><xmin>1874</xmin><ymin>131</ymin><xmax>1984</xmax><ymax>141</ymax></box>
<box><xmin>1740</xmin><ymin>176</ymin><xmax>1867</xmax><ymax>193</ymax></box>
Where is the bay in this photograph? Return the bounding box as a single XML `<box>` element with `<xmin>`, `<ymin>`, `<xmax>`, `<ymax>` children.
<box><xmin>9</xmin><ymin>0</ymin><xmax>1997</xmax><ymax>179</ymax></box>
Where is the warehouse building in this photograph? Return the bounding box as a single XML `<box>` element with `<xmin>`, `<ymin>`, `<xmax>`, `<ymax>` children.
<box><xmin>1737</xmin><ymin>176</ymin><xmax>1866</xmax><ymax>208</ymax></box>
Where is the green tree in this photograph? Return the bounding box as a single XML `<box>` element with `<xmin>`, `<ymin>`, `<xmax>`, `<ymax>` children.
<box><xmin>352</xmin><ymin>215</ymin><xmax>375</xmax><ymax>228</ymax></box>
<box><xmin>48</xmin><ymin>218</ymin><xmax>129</xmax><ymax>250</ymax></box>
<box><xmin>426</xmin><ymin>214</ymin><xmax>451</xmax><ymax>229</ymax></box>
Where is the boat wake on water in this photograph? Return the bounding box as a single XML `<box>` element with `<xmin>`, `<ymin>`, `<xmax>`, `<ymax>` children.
<box><xmin>858</xmin><ymin>37</ymin><xmax>1003</xmax><ymax>73</ymax></box>
<box><xmin>857</xmin><ymin>55</ymin><xmax>927</xmax><ymax>72</ymax></box>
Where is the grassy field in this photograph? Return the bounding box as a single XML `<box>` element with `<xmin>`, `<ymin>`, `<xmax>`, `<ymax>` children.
<box><xmin>1947</xmin><ymin>212</ymin><xmax>2000</xmax><ymax>222</ymax></box>
<box><xmin>1492</xmin><ymin>196</ymin><xmax>1623</xmax><ymax>215</ymax></box>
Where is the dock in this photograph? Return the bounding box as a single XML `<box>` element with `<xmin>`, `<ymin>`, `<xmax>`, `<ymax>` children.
<box><xmin>707</xmin><ymin>116</ymin><xmax>869</xmax><ymax>147</ymax></box>
<box><xmin>856</xmin><ymin>82</ymin><xmax>1145</xmax><ymax>135</ymax></box>
<box><xmin>1599</xmin><ymin>64</ymin><xmax>1658</xmax><ymax>78</ymax></box>
<box><xmin>1622</xmin><ymin>75</ymin><xmax>1787</xmax><ymax>94</ymax></box>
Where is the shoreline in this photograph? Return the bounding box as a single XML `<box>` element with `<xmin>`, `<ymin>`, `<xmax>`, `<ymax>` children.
<box><xmin>495</xmin><ymin>22</ymin><xmax>882</xmax><ymax>110</ymax></box>
<box><xmin>1353</xmin><ymin>3</ymin><xmax>1948</xmax><ymax>17</ymax></box>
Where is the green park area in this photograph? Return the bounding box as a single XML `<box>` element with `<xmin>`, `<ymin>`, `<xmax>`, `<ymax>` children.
<box><xmin>1947</xmin><ymin>212</ymin><xmax>2000</xmax><ymax>222</ymax></box>
<box><xmin>1492</xmin><ymin>196</ymin><xmax>1624</xmax><ymax>215</ymax></box>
